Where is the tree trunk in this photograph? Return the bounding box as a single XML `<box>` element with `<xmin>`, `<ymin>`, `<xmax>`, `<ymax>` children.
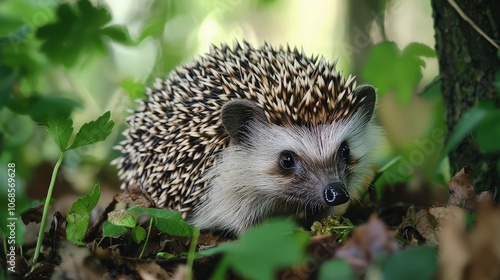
<box><xmin>431</xmin><ymin>0</ymin><xmax>500</xmax><ymax>192</ymax></box>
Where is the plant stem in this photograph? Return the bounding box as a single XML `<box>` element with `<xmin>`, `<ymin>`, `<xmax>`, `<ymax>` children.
<box><xmin>32</xmin><ymin>152</ymin><xmax>64</xmax><ymax>267</ymax></box>
<box><xmin>139</xmin><ymin>218</ymin><xmax>154</xmax><ymax>259</ymax></box>
<box><xmin>185</xmin><ymin>228</ymin><xmax>200</xmax><ymax>280</ymax></box>
<box><xmin>331</xmin><ymin>226</ymin><xmax>356</xmax><ymax>230</ymax></box>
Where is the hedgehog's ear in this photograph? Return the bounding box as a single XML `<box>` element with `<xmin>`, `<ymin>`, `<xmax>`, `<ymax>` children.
<box><xmin>353</xmin><ymin>85</ymin><xmax>376</xmax><ymax>124</ymax></box>
<box><xmin>221</xmin><ymin>100</ymin><xmax>266</xmax><ymax>144</ymax></box>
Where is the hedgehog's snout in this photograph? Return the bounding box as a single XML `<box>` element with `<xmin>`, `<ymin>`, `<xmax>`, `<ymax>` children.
<box><xmin>323</xmin><ymin>182</ymin><xmax>350</xmax><ymax>206</ymax></box>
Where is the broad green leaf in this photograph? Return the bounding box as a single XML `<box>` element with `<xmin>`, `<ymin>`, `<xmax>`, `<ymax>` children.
<box><xmin>420</xmin><ymin>76</ymin><xmax>441</xmax><ymax>99</ymax></box>
<box><xmin>45</xmin><ymin>117</ymin><xmax>73</xmax><ymax>151</ymax></box>
<box><xmin>132</xmin><ymin>226</ymin><xmax>147</xmax><ymax>244</ymax></box>
<box><xmin>475</xmin><ymin>109</ymin><xmax>500</xmax><ymax>153</ymax></box>
<box><xmin>379</xmin><ymin>247</ymin><xmax>437</xmax><ymax>280</ymax></box>
<box><xmin>107</xmin><ymin>209</ymin><xmax>137</xmax><ymax>228</ymax></box>
<box><xmin>68</xmin><ymin>111</ymin><xmax>114</xmax><ymax>150</ymax></box>
<box><xmin>128</xmin><ymin>206</ymin><xmax>192</xmax><ymax>237</ymax></box>
<box><xmin>318</xmin><ymin>259</ymin><xmax>355</xmax><ymax>280</ymax></box>
<box><xmin>202</xmin><ymin>219</ymin><xmax>309</xmax><ymax>280</ymax></box>
<box><xmin>27</xmin><ymin>96</ymin><xmax>80</xmax><ymax>124</ymax></box>
<box><xmin>120</xmin><ymin>78</ymin><xmax>146</xmax><ymax>99</ymax></box>
<box><xmin>441</xmin><ymin>102</ymin><xmax>494</xmax><ymax>158</ymax></box>
<box><xmin>362</xmin><ymin>41</ymin><xmax>435</xmax><ymax>104</ymax></box>
<box><xmin>155</xmin><ymin>216</ymin><xmax>192</xmax><ymax>237</ymax></box>
<box><xmin>66</xmin><ymin>184</ymin><xmax>100</xmax><ymax>245</ymax></box>
<box><xmin>128</xmin><ymin>206</ymin><xmax>182</xmax><ymax>219</ymax></box>
<box><xmin>403</xmin><ymin>42</ymin><xmax>436</xmax><ymax>58</ymax></box>
<box><xmin>35</xmin><ymin>0</ymin><xmax>131</xmax><ymax>67</ymax></box>
<box><xmin>102</xmin><ymin>221</ymin><xmax>127</xmax><ymax>237</ymax></box>
<box><xmin>362</xmin><ymin>41</ymin><xmax>399</xmax><ymax>95</ymax></box>
<box><xmin>7</xmin><ymin>95</ymin><xmax>80</xmax><ymax>124</ymax></box>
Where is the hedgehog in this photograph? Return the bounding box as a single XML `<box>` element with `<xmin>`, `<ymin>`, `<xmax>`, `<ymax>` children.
<box><xmin>113</xmin><ymin>41</ymin><xmax>381</xmax><ymax>235</ymax></box>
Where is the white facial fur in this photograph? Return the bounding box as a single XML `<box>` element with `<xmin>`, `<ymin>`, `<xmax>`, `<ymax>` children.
<box><xmin>189</xmin><ymin>110</ymin><xmax>381</xmax><ymax>235</ymax></box>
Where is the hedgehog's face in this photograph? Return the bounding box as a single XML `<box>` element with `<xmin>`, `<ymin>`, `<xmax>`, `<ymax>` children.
<box><xmin>220</xmin><ymin>85</ymin><xmax>378</xmax><ymax>215</ymax></box>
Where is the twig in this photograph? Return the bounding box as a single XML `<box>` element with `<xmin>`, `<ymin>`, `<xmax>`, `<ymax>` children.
<box><xmin>447</xmin><ymin>0</ymin><xmax>500</xmax><ymax>50</ymax></box>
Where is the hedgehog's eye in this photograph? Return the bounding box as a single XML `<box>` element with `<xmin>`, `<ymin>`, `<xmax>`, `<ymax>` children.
<box><xmin>279</xmin><ymin>151</ymin><xmax>296</xmax><ymax>170</ymax></box>
<box><xmin>340</xmin><ymin>141</ymin><xmax>350</xmax><ymax>162</ymax></box>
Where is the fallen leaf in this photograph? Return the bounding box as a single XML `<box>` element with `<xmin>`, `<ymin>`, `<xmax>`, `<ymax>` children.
<box><xmin>335</xmin><ymin>215</ymin><xmax>399</xmax><ymax>272</ymax></box>
<box><xmin>136</xmin><ymin>261</ymin><xmax>171</xmax><ymax>280</ymax></box>
<box><xmin>115</xmin><ymin>188</ymin><xmax>156</xmax><ymax>208</ymax></box>
<box><xmin>438</xmin><ymin>202</ymin><xmax>500</xmax><ymax>280</ymax></box>
<box><xmin>448</xmin><ymin>163</ymin><xmax>493</xmax><ymax>209</ymax></box>
<box><xmin>20</xmin><ymin>203</ymin><xmax>44</xmax><ymax>225</ymax></box>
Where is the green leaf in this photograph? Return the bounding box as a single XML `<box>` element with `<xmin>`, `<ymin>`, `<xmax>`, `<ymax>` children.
<box><xmin>420</xmin><ymin>76</ymin><xmax>441</xmax><ymax>99</ymax></box>
<box><xmin>68</xmin><ymin>111</ymin><xmax>114</xmax><ymax>150</ymax></box>
<box><xmin>132</xmin><ymin>226</ymin><xmax>147</xmax><ymax>244</ymax></box>
<box><xmin>441</xmin><ymin>102</ymin><xmax>495</xmax><ymax>158</ymax></box>
<box><xmin>107</xmin><ymin>209</ymin><xmax>137</xmax><ymax>228</ymax></box>
<box><xmin>128</xmin><ymin>206</ymin><xmax>193</xmax><ymax>237</ymax></box>
<box><xmin>0</xmin><ymin>65</ymin><xmax>15</xmax><ymax>108</ymax></box>
<box><xmin>101</xmin><ymin>25</ymin><xmax>134</xmax><ymax>45</ymax></box>
<box><xmin>128</xmin><ymin>206</ymin><xmax>181</xmax><ymax>219</ymax></box>
<box><xmin>7</xmin><ymin>95</ymin><xmax>80</xmax><ymax>124</ymax></box>
<box><xmin>475</xmin><ymin>108</ymin><xmax>500</xmax><ymax>153</ymax></box>
<box><xmin>35</xmin><ymin>0</ymin><xmax>131</xmax><ymax>67</ymax></box>
<box><xmin>201</xmin><ymin>219</ymin><xmax>309</xmax><ymax>280</ymax></box>
<box><xmin>156</xmin><ymin>252</ymin><xmax>176</xmax><ymax>259</ymax></box>
<box><xmin>318</xmin><ymin>259</ymin><xmax>355</xmax><ymax>280</ymax></box>
<box><xmin>403</xmin><ymin>42</ymin><xmax>436</xmax><ymax>58</ymax></box>
<box><xmin>66</xmin><ymin>184</ymin><xmax>101</xmax><ymax>245</ymax></box>
<box><xmin>45</xmin><ymin>117</ymin><xmax>74</xmax><ymax>151</ymax></box>
<box><xmin>102</xmin><ymin>220</ymin><xmax>127</xmax><ymax>237</ymax></box>
<box><xmin>155</xmin><ymin>216</ymin><xmax>192</xmax><ymax>237</ymax></box>
<box><xmin>27</xmin><ymin>96</ymin><xmax>81</xmax><ymax>124</ymax></box>
<box><xmin>379</xmin><ymin>247</ymin><xmax>437</xmax><ymax>280</ymax></box>
<box><xmin>120</xmin><ymin>78</ymin><xmax>146</xmax><ymax>99</ymax></box>
<box><xmin>362</xmin><ymin>42</ymin><xmax>435</xmax><ymax>104</ymax></box>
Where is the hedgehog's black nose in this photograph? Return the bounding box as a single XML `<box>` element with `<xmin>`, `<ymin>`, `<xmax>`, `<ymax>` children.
<box><xmin>323</xmin><ymin>183</ymin><xmax>350</xmax><ymax>206</ymax></box>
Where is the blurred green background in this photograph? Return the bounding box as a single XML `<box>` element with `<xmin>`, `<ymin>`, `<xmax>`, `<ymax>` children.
<box><xmin>0</xmin><ymin>0</ymin><xmax>447</xmax><ymax>213</ymax></box>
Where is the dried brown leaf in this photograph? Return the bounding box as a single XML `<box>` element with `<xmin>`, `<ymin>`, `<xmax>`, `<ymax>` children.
<box><xmin>414</xmin><ymin>209</ymin><xmax>438</xmax><ymax>245</ymax></box>
<box><xmin>21</xmin><ymin>203</ymin><xmax>44</xmax><ymax>225</ymax></box>
<box><xmin>115</xmin><ymin>188</ymin><xmax>156</xmax><ymax>208</ymax></box>
<box><xmin>438</xmin><ymin>202</ymin><xmax>500</xmax><ymax>280</ymax></box>
<box><xmin>136</xmin><ymin>261</ymin><xmax>171</xmax><ymax>280</ymax></box>
<box><xmin>448</xmin><ymin>164</ymin><xmax>493</xmax><ymax>209</ymax></box>
<box><xmin>335</xmin><ymin>215</ymin><xmax>398</xmax><ymax>272</ymax></box>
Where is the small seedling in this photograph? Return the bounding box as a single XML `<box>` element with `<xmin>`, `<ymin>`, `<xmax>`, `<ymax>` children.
<box><xmin>32</xmin><ymin>111</ymin><xmax>114</xmax><ymax>267</ymax></box>
<box><xmin>126</xmin><ymin>206</ymin><xmax>193</xmax><ymax>258</ymax></box>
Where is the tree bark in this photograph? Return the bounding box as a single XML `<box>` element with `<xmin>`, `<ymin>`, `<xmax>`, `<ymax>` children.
<box><xmin>431</xmin><ymin>0</ymin><xmax>500</xmax><ymax>192</ymax></box>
